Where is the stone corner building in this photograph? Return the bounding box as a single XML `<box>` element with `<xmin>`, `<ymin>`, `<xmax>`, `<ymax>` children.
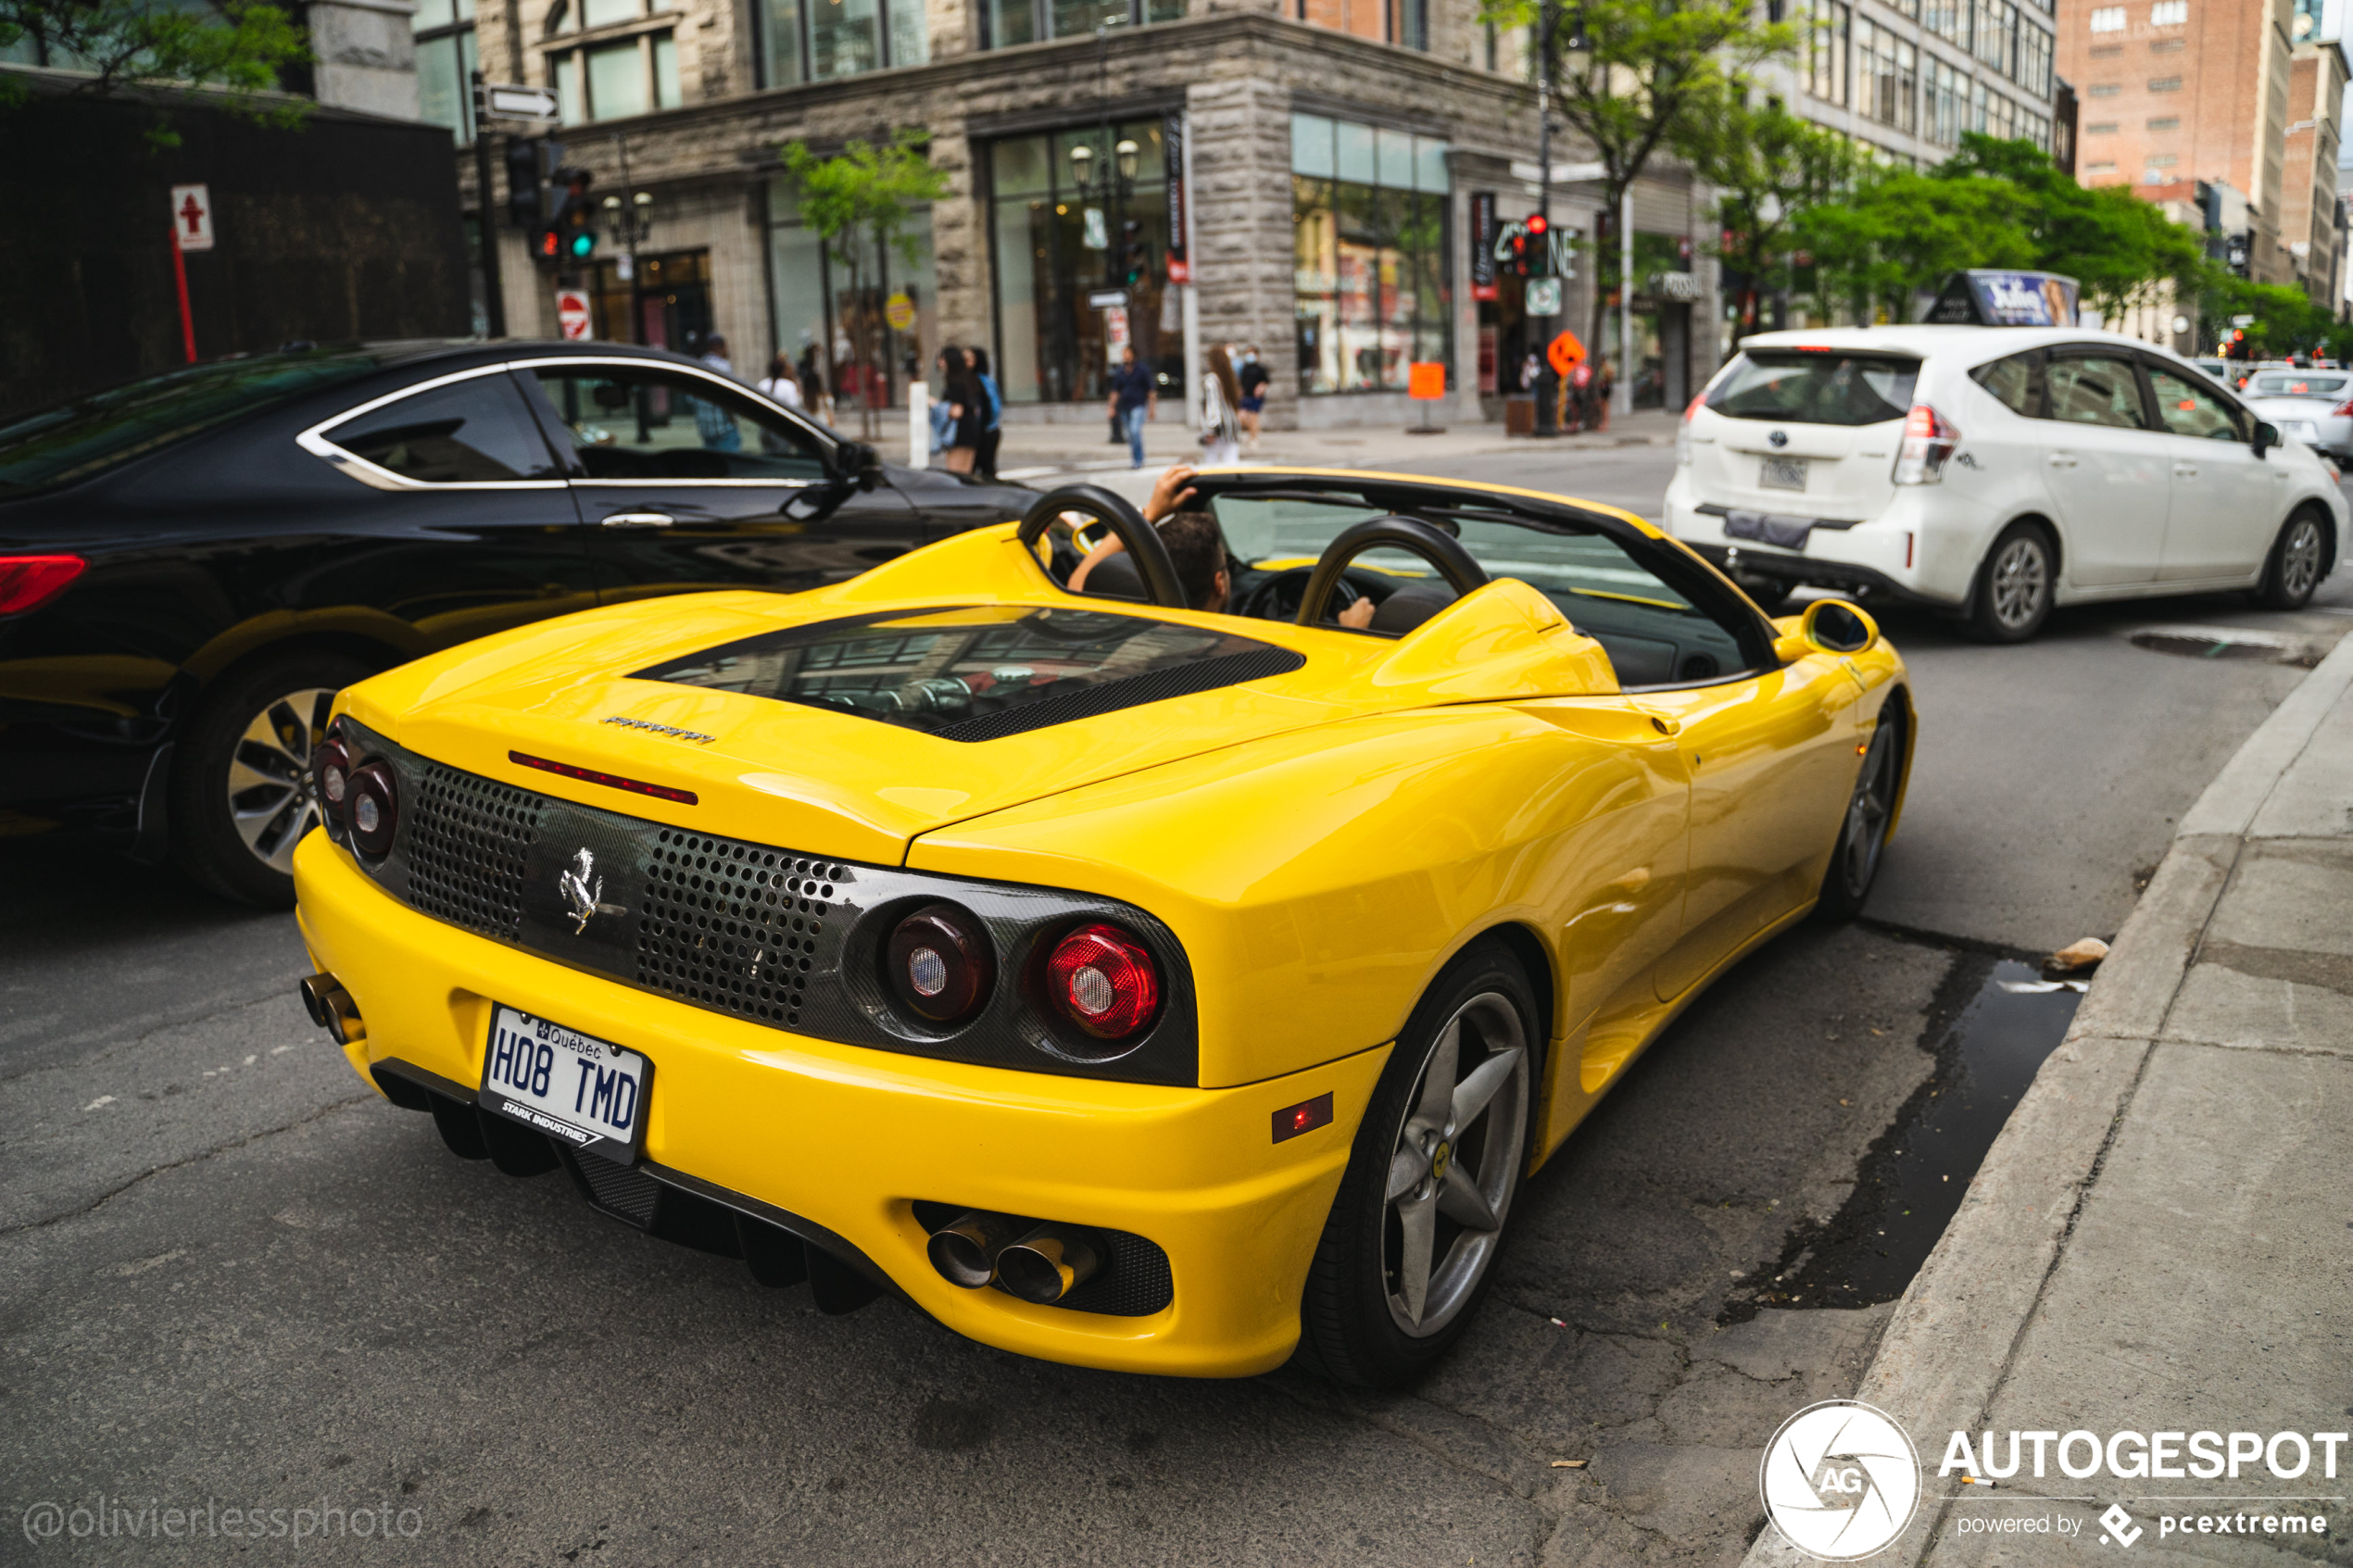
<box><xmin>433</xmin><ymin>0</ymin><xmax>1724</xmax><ymax>429</ymax></box>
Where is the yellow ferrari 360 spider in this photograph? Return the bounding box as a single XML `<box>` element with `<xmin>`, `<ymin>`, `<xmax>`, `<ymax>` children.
<box><xmin>291</xmin><ymin>468</ymin><xmax>1912</xmax><ymax>1386</ymax></box>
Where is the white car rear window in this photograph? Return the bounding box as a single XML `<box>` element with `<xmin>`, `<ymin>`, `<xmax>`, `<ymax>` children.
<box><xmin>2250</xmin><ymin>373</ymin><xmax>2348</xmax><ymax>396</ymax></box>
<box><xmin>1704</xmin><ymin>352</ymin><xmax>1919</xmax><ymax>427</ymax></box>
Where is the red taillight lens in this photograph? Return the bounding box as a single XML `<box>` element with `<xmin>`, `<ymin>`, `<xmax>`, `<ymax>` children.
<box><xmin>1892</xmin><ymin>403</ymin><xmax>1960</xmax><ymax>485</ymax></box>
<box><xmin>1682</xmin><ymin>392</ymin><xmax>1705</xmax><ymax>421</ymax></box>
<box><xmin>1044</xmin><ymin>923</ymin><xmax>1160</xmax><ymax>1040</ymax></box>
<box><xmin>886</xmin><ymin>901</ymin><xmax>994</xmax><ymax>1024</ymax></box>
<box><xmin>2332</xmin><ymin>399</ymin><xmax>2353</xmax><ymax>417</ymax></box>
<box><xmin>0</xmin><ymin>555</ymin><xmax>86</xmax><ymax>616</ymax></box>
<box><xmin>309</xmin><ymin>738</ymin><xmax>352</xmax><ymax>834</ymax></box>
<box><xmin>347</xmin><ymin>760</ymin><xmax>398</xmax><ymax>857</ymax></box>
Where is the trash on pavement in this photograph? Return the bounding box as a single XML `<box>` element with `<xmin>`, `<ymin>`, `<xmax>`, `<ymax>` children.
<box><xmin>2043</xmin><ymin>936</ymin><xmax>2110</xmax><ymax>973</ymax></box>
<box><xmin>1999</xmin><ymin>979</ymin><xmax>2089</xmax><ymax>994</ymax></box>
<box><xmin>1551</xmin><ymin>1460</ymin><xmax>1589</xmax><ymax>1469</ymax></box>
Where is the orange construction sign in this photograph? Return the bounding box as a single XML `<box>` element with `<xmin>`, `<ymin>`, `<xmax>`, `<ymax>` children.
<box><xmin>1547</xmin><ymin>330</ymin><xmax>1587</xmax><ymax>378</ymax></box>
<box><xmin>1406</xmin><ymin>361</ymin><xmax>1447</xmax><ymax>400</ymax></box>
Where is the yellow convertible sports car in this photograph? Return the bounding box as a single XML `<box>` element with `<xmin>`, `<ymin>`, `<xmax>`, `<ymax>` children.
<box><xmin>291</xmin><ymin>468</ymin><xmax>1912</xmax><ymax>1386</ymax></box>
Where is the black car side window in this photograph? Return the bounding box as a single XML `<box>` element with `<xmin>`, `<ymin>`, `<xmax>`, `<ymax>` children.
<box><xmin>324</xmin><ymin>373</ymin><xmax>563</xmax><ymax>483</ymax></box>
<box><xmin>532</xmin><ymin>369</ymin><xmax>829</xmax><ymax>483</ymax></box>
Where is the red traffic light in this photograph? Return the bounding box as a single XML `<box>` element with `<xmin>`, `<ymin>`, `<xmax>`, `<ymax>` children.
<box><xmin>1526</xmin><ymin>213</ymin><xmax>1549</xmax><ymax>236</ymax></box>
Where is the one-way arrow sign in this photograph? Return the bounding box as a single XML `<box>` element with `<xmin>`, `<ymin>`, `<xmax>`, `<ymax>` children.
<box><xmin>479</xmin><ymin>82</ymin><xmax>560</xmax><ymax>120</ymax></box>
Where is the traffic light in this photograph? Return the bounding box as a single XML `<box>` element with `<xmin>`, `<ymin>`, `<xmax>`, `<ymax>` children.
<box><xmin>1525</xmin><ymin>213</ymin><xmax>1550</xmax><ymax>278</ymax></box>
<box><xmin>1119</xmin><ymin>219</ymin><xmax>1151</xmax><ymax>286</ymax></box>
<box><xmin>534</xmin><ymin>169</ymin><xmax>598</xmax><ymax>266</ymax></box>
<box><xmin>506</xmin><ymin>136</ymin><xmax>563</xmax><ymax>229</ymax></box>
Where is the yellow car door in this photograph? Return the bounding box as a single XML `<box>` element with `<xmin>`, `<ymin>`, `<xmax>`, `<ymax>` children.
<box><xmin>1638</xmin><ymin>646</ymin><xmax>1861</xmax><ymax>1001</ymax></box>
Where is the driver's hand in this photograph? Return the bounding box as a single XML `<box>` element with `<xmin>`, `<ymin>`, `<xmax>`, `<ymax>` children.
<box><xmin>1143</xmin><ymin>464</ymin><xmax>1199</xmax><ymax>523</ymax></box>
<box><xmin>1338</xmin><ymin>596</ymin><xmax>1378</xmax><ymax>630</ymax></box>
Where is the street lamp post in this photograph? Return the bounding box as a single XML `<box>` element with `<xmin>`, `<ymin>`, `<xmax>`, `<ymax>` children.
<box><xmin>602</xmin><ymin>133</ymin><xmax>656</xmax><ymax>342</ymax></box>
<box><xmin>1072</xmin><ymin>99</ymin><xmax>1139</xmax><ymax>440</ymax></box>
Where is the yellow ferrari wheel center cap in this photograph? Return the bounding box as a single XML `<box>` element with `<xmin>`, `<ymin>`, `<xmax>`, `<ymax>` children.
<box><xmin>1429</xmin><ymin>1140</ymin><xmax>1452</xmax><ymax>1183</ymax></box>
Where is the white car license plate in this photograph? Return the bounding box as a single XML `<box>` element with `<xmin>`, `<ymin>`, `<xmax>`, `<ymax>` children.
<box><xmin>2284</xmin><ymin>420</ymin><xmax>2320</xmax><ymax>442</ymax></box>
<box><xmin>480</xmin><ymin>1005</ymin><xmax>650</xmax><ymax>1162</ymax></box>
<box><xmin>1759</xmin><ymin>457</ymin><xmax>1809</xmax><ymax>492</ymax></box>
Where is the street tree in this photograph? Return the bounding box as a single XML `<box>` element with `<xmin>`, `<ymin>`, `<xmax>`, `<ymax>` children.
<box><xmin>0</xmin><ymin>0</ymin><xmax>310</xmax><ymax>135</ymax></box>
<box><xmin>1935</xmin><ymin>134</ymin><xmax>2205</xmax><ymax>322</ymax></box>
<box><xmin>1793</xmin><ymin>163</ymin><xmax>2036</xmax><ymax>325</ymax></box>
<box><xmin>781</xmin><ymin>132</ymin><xmax>950</xmax><ymax>440</ymax></box>
<box><xmin>1685</xmin><ymin>93</ymin><xmax>1858</xmax><ymax>345</ymax></box>
<box><xmin>1480</xmin><ymin>0</ymin><xmax>1799</xmax><ymax>350</ymax></box>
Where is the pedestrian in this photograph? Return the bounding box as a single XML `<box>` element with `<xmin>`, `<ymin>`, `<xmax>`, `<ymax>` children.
<box><xmin>1567</xmin><ymin>358</ymin><xmax>1592</xmax><ymax>433</ymax></box>
<box><xmin>1592</xmin><ymin>356</ymin><xmax>1616</xmax><ymax>433</ymax></box>
<box><xmin>796</xmin><ymin>340</ymin><xmax>831</xmax><ymax>423</ymax></box>
<box><xmin>1235</xmin><ymin>345</ymin><xmax>1269</xmax><ymax>453</ymax></box>
<box><xmin>937</xmin><ymin>346</ymin><xmax>984</xmax><ymax>474</ymax></box>
<box><xmin>758</xmin><ymin>351</ymin><xmax>804</xmax><ymax>410</ymax></box>
<box><xmin>965</xmin><ymin>345</ymin><xmax>1003</xmax><ymax>480</ymax></box>
<box><xmin>929</xmin><ymin>347</ymin><xmax>959</xmax><ymax>462</ymax></box>
<box><xmin>1200</xmin><ymin>345</ymin><xmax>1242</xmax><ymax>467</ymax></box>
<box><xmin>1105</xmin><ymin>345</ymin><xmax>1157</xmax><ymax>469</ymax></box>
<box><xmin>693</xmin><ymin>332</ymin><xmax>742</xmax><ymax>450</ymax></box>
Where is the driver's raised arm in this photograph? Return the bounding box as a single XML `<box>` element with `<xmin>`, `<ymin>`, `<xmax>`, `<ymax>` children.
<box><xmin>1066</xmin><ymin>531</ymin><xmax>1127</xmax><ymax>595</ymax></box>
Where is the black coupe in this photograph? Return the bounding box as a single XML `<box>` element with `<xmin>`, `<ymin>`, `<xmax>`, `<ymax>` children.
<box><xmin>0</xmin><ymin>340</ymin><xmax>1033</xmax><ymax>904</ymax></box>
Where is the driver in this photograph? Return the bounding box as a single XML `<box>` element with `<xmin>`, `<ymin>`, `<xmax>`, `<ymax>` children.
<box><xmin>1069</xmin><ymin>465</ymin><xmax>1377</xmax><ymax>627</ymax></box>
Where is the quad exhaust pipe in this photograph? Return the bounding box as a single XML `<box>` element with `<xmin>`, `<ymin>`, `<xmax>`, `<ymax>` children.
<box><xmin>298</xmin><ymin>971</ymin><xmax>365</xmax><ymax>1047</ymax></box>
<box><xmin>925</xmin><ymin>1210</ymin><xmax>1103</xmax><ymax>1304</ymax></box>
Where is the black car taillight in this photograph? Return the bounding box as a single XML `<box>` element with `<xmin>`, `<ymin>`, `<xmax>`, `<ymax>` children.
<box><xmin>0</xmin><ymin>555</ymin><xmax>86</xmax><ymax>616</ymax></box>
<box><xmin>1044</xmin><ymin>923</ymin><xmax>1160</xmax><ymax>1041</ymax></box>
<box><xmin>347</xmin><ymin>761</ymin><xmax>399</xmax><ymax>857</ymax></box>
<box><xmin>886</xmin><ymin>902</ymin><xmax>994</xmax><ymax>1024</ymax></box>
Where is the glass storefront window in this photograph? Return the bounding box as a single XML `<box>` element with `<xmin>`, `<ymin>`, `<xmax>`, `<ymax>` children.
<box><xmin>1290</xmin><ymin>112</ymin><xmax>1452</xmax><ymax>395</ymax></box>
<box><xmin>766</xmin><ymin>181</ymin><xmax>937</xmax><ymax>420</ymax></box>
<box><xmin>985</xmin><ymin>119</ymin><xmax>1182</xmax><ymax>404</ymax></box>
<box><xmin>985</xmin><ymin>0</ymin><xmax>1180</xmax><ymax>47</ymax></box>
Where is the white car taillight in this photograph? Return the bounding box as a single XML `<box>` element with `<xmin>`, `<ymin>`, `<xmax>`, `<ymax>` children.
<box><xmin>1892</xmin><ymin>403</ymin><xmax>1960</xmax><ymax>485</ymax></box>
<box><xmin>2332</xmin><ymin>398</ymin><xmax>2353</xmax><ymax>417</ymax></box>
<box><xmin>1676</xmin><ymin>393</ymin><xmax>1703</xmax><ymax>467</ymax></box>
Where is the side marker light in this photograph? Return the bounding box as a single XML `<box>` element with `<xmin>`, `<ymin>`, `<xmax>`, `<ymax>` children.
<box><xmin>1272</xmin><ymin>1091</ymin><xmax>1335</xmax><ymax>1144</ymax></box>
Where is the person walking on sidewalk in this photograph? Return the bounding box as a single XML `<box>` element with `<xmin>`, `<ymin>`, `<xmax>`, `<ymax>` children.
<box><xmin>692</xmin><ymin>333</ymin><xmax>742</xmax><ymax>450</ymax></box>
<box><xmin>1107</xmin><ymin>345</ymin><xmax>1157</xmax><ymax>470</ymax></box>
<box><xmin>1236</xmin><ymin>345</ymin><xmax>1269</xmax><ymax>453</ymax></box>
<box><xmin>965</xmin><ymin>345</ymin><xmax>1003</xmax><ymax>481</ymax></box>
<box><xmin>935</xmin><ymin>347</ymin><xmax>984</xmax><ymax>474</ymax></box>
<box><xmin>1592</xmin><ymin>357</ymin><xmax>1615</xmax><ymax>433</ymax></box>
<box><xmin>1200</xmin><ymin>345</ymin><xmax>1243</xmax><ymax>467</ymax></box>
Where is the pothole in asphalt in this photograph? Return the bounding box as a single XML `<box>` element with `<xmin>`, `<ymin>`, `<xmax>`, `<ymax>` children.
<box><xmin>2128</xmin><ymin>628</ymin><xmax>2321</xmax><ymax>666</ymax></box>
<box><xmin>1724</xmin><ymin>956</ymin><xmax>2082</xmax><ymax>1321</ymax></box>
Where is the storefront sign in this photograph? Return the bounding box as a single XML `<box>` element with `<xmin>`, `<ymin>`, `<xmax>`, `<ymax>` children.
<box><xmin>1648</xmin><ymin>270</ymin><xmax>1704</xmax><ymax>302</ymax></box>
<box><xmin>1470</xmin><ymin>193</ymin><xmax>1497</xmax><ymax>302</ymax></box>
<box><xmin>1104</xmin><ymin>305</ymin><xmax>1130</xmax><ymax>366</ymax></box>
<box><xmin>884</xmin><ymin>291</ymin><xmax>916</xmax><ymax>332</ymax></box>
<box><xmin>555</xmin><ymin>288</ymin><xmax>591</xmax><ymax>340</ymax></box>
<box><xmin>1083</xmin><ymin>207</ymin><xmax>1108</xmax><ymax>250</ymax></box>
<box><xmin>1164</xmin><ymin>110</ymin><xmax>1190</xmax><ymax>284</ymax></box>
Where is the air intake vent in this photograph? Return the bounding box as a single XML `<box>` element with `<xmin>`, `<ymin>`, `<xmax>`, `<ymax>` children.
<box><xmin>635</xmin><ymin>830</ymin><xmax>851</xmax><ymax>1032</ymax></box>
<box><xmin>403</xmin><ymin>765</ymin><xmax>546</xmax><ymax>938</ymax></box>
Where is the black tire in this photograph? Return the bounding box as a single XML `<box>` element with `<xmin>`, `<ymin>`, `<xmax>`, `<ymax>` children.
<box><xmin>1815</xmin><ymin>704</ymin><xmax>1903</xmax><ymax>922</ymax></box>
<box><xmin>1293</xmin><ymin>936</ymin><xmax>1541</xmax><ymax>1389</ymax></box>
<box><xmin>2253</xmin><ymin>507</ymin><xmax>2328</xmax><ymax>610</ymax></box>
<box><xmin>1963</xmin><ymin>521</ymin><xmax>2057</xmax><ymax>643</ymax></box>
<box><xmin>170</xmin><ymin>650</ymin><xmax>373</xmax><ymax>907</ymax></box>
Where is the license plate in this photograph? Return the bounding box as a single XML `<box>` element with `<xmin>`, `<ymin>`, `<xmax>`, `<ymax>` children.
<box><xmin>479</xmin><ymin>1005</ymin><xmax>650</xmax><ymax>1163</ymax></box>
<box><xmin>1759</xmin><ymin>457</ymin><xmax>1809</xmax><ymax>492</ymax></box>
<box><xmin>2284</xmin><ymin>420</ymin><xmax>2319</xmax><ymax>441</ymax></box>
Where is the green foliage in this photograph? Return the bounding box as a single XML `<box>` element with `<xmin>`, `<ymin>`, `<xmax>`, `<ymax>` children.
<box><xmin>2204</xmin><ymin>277</ymin><xmax>2340</xmax><ymax>358</ymax></box>
<box><xmin>0</xmin><ymin>0</ymin><xmax>312</xmax><ymax>139</ymax></box>
<box><xmin>1480</xmin><ymin>0</ymin><xmax>1799</xmax><ymax>344</ymax></box>
<box><xmin>780</xmin><ymin>132</ymin><xmax>947</xmax><ymax>434</ymax></box>
<box><xmin>1686</xmin><ymin>94</ymin><xmax>1859</xmax><ymax>341</ymax></box>
<box><xmin>1935</xmin><ymin>134</ymin><xmax>2205</xmax><ymax>320</ymax></box>
<box><xmin>1793</xmin><ymin>163</ymin><xmax>2037</xmax><ymax>325</ymax></box>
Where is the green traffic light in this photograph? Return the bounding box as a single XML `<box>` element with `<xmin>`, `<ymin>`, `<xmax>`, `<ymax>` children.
<box><xmin>569</xmin><ymin>232</ymin><xmax>597</xmax><ymax>259</ymax></box>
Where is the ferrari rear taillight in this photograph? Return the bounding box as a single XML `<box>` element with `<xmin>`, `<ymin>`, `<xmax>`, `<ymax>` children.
<box><xmin>347</xmin><ymin>760</ymin><xmax>399</xmax><ymax>857</ymax></box>
<box><xmin>886</xmin><ymin>901</ymin><xmax>994</xmax><ymax>1024</ymax></box>
<box><xmin>1892</xmin><ymin>403</ymin><xmax>1960</xmax><ymax>485</ymax></box>
<box><xmin>310</xmin><ymin>737</ymin><xmax>353</xmax><ymax>830</ymax></box>
<box><xmin>0</xmin><ymin>555</ymin><xmax>85</xmax><ymax>616</ymax></box>
<box><xmin>1045</xmin><ymin>923</ymin><xmax>1160</xmax><ymax>1040</ymax></box>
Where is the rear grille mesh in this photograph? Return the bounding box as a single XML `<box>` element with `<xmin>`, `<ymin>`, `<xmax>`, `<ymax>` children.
<box><xmin>404</xmin><ymin>766</ymin><xmax>546</xmax><ymax>938</ymax></box>
<box><xmin>635</xmin><ymin>830</ymin><xmax>850</xmax><ymax>1031</ymax></box>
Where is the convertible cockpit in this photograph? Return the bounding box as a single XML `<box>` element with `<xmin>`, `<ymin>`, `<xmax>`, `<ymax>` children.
<box><xmin>1033</xmin><ymin>470</ymin><xmax>1778</xmax><ymax>693</ymax></box>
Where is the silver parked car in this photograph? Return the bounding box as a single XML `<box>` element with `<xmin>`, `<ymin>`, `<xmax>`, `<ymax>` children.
<box><xmin>2243</xmin><ymin>369</ymin><xmax>2353</xmax><ymax>461</ymax></box>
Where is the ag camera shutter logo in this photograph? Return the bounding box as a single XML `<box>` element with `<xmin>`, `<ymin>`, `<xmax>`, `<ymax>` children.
<box><xmin>1760</xmin><ymin>1400</ymin><xmax>1922</xmax><ymax>1561</ymax></box>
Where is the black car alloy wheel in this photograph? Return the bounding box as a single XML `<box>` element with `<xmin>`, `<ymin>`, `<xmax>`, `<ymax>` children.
<box><xmin>171</xmin><ymin>652</ymin><xmax>371</xmax><ymax>906</ymax></box>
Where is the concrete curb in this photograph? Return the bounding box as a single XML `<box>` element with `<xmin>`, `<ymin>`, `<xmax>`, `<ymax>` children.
<box><xmin>1738</xmin><ymin>628</ymin><xmax>2353</xmax><ymax>1568</ymax></box>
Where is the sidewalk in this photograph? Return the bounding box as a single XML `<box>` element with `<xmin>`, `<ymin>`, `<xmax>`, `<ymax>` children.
<box><xmin>849</xmin><ymin>407</ymin><xmax>1680</xmax><ymax>488</ymax></box>
<box><xmin>1745</xmin><ymin>635</ymin><xmax>2353</xmax><ymax>1565</ymax></box>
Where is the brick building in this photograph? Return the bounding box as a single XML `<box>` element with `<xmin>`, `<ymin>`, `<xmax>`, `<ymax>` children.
<box><xmin>2062</xmin><ymin>0</ymin><xmax>2299</xmax><ymax>285</ymax></box>
<box><xmin>405</xmin><ymin>0</ymin><xmax>1727</xmax><ymax>429</ymax></box>
<box><xmin>2283</xmin><ymin>38</ymin><xmax>2348</xmax><ymax>302</ymax></box>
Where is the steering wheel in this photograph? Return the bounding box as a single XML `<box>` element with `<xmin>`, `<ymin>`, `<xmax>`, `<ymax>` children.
<box><xmin>1233</xmin><ymin>566</ymin><xmax>1365</xmax><ymax>624</ymax></box>
<box><xmin>1294</xmin><ymin>516</ymin><xmax>1491</xmax><ymax>627</ymax></box>
<box><xmin>1017</xmin><ymin>484</ymin><xmax>1187</xmax><ymax>608</ymax></box>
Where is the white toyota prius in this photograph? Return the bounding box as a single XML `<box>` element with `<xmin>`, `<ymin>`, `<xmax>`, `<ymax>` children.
<box><xmin>1663</xmin><ymin>326</ymin><xmax>2348</xmax><ymax>641</ymax></box>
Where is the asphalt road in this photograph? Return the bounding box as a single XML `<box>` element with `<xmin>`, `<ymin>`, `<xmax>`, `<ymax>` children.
<box><xmin>3</xmin><ymin>452</ymin><xmax>2347</xmax><ymax>1566</ymax></box>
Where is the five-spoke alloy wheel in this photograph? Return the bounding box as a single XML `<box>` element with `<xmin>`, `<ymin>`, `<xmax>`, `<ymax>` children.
<box><xmin>1967</xmin><ymin>522</ymin><xmax>2055</xmax><ymax>643</ymax></box>
<box><xmin>2256</xmin><ymin>508</ymin><xmax>2328</xmax><ymax>610</ymax></box>
<box><xmin>1296</xmin><ymin>937</ymin><xmax>1539</xmax><ymax>1387</ymax></box>
<box><xmin>1817</xmin><ymin>709</ymin><xmax>1902</xmax><ymax>921</ymax></box>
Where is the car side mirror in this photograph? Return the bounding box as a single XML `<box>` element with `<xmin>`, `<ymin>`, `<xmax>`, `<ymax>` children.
<box><xmin>835</xmin><ymin>439</ymin><xmax>883</xmax><ymax>489</ymax></box>
<box><xmin>2252</xmin><ymin>420</ymin><xmax>2280</xmax><ymax>459</ymax></box>
<box><xmin>1776</xmin><ymin>598</ymin><xmax>1878</xmax><ymax>663</ymax></box>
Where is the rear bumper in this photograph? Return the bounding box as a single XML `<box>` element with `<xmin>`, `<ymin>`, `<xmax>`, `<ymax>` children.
<box><xmin>292</xmin><ymin>833</ymin><xmax>1384</xmax><ymax>1377</ymax></box>
<box><xmin>1664</xmin><ymin>480</ymin><xmax>1969</xmax><ymax>609</ymax></box>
